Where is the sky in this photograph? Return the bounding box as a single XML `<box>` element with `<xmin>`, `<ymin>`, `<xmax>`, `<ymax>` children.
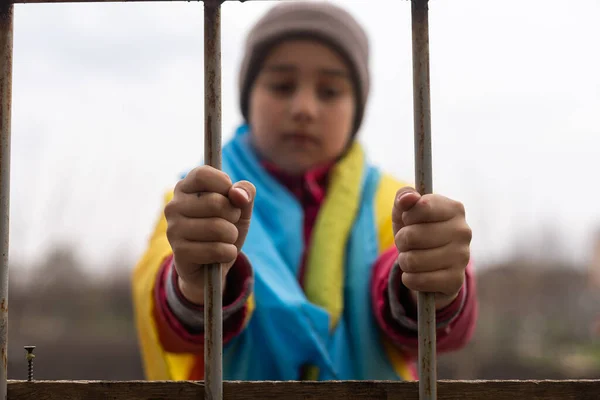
<box><xmin>7</xmin><ymin>0</ymin><xmax>600</xmax><ymax>273</ymax></box>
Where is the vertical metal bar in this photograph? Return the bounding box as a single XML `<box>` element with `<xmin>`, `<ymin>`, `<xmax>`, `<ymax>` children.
<box><xmin>203</xmin><ymin>1</ymin><xmax>223</xmax><ymax>400</ymax></box>
<box><xmin>0</xmin><ymin>3</ymin><xmax>11</xmax><ymax>400</ymax></box>
<box><xmin>410</xmin><ymin>1</ymin><xmax>437</xmax><ymax>400</ymax></box>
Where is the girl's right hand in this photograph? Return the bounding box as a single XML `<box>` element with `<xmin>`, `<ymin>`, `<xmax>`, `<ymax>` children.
<box><xmin>165</xmin><ymin>165</ymin><xmax>255</xmax><ymax>305</ymax></box>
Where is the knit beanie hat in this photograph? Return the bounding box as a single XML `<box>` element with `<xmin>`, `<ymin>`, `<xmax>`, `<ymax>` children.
<box><xmin>238</xmin><ymin>1</ymin><xmax>370</xmax><ymax>136</ymax></box>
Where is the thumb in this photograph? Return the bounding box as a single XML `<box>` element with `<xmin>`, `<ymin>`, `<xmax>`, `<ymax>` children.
<box><xmin>228</xmin><ymin>180</ymin><xmax>256</xmax><ymax>249</ymax></box>
<box><xmin>392</xmin><ymin>186</ymin><xmax>421</xmax><ymax>234</ymax></box>
<box><xmin>229</xmin><ymin>181</ymin><xmax>256</xmax><ymax>219</ymax></box>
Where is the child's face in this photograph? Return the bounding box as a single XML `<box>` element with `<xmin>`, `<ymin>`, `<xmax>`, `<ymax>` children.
<box><xmin>248</xmin><ymin>39</ymin><xmax>356</xmax><ymax>175</ymax></box>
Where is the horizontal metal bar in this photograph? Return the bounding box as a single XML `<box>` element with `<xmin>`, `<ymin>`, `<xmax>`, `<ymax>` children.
<box><xmin>7</xmin><ymin>380</ymin><xmax>600</xmax><ymax>400</ymax></box>
<box><xmin>11</xmin><ymin>0</ymin><xmax>280</xmax><ymax>4</ymax></box>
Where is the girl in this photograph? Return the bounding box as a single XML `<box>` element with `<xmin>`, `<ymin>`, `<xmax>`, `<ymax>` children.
<box><xmin>132</xmin><ymin>1</ymin><xmax>477</xmax><ymax>382</ymax></box>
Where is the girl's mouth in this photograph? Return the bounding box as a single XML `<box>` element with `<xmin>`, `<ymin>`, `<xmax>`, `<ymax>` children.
<box><xmin>283</xmin><ymin>132</ymin><xmax>319</xmax><ymax>145</ymax></box>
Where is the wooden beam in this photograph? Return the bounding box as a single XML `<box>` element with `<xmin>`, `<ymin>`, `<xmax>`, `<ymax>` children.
<box><xmin>7</xmin><ymin>380</ymin><xmax>600</xmax><ymax>400</ymax></box>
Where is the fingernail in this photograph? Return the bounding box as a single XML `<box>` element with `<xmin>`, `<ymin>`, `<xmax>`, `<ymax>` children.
<box><xmin>398</xmin><ymin>191</ymin><xmax>413</xmax><ymax>201</ymax></box>
<box><xmin>235</xmin><ymin>187</ymin><xmax>249</xmax><ymax>201</ymax></box>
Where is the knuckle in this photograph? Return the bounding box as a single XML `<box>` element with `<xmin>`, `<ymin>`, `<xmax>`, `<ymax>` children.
<box><xmin>230</xmin><ymin>225</ymin><xmax>240</xmax><ymax>244</ymax></box>
<box><xmin>201</xmin><ymin>193</ymin><xmax>220</xmax><ymax>215</ymax></box>
<box><xmin>402</xmin><ymin>272</ymin><xmax>425</xmax><ymax>292</ymax></box>
<box><xmin>222</xmin><ymin>199</ymin><xmax>243</xmax><ymax>223</ymax></box>
<box><xmin>454</xmin><ymin>200</ymin><xmax>466</xmax><ymax>216</ymax></box>
<box><xmin>184</xmin><ymin>167</ymin><xmax>199</xmax><ymax>184</ymax></box>
<box><xmin>215</xmin><ymin>219</ymin><xmax>238</xmax><ymax>244</ymax></box>
<box><xmin>401</xmin><ymin>272</ymin><xmax>413</xmax><ymax>289</ymax></box>
<box><xmin>463</xmin><ymin>225</ymin><xmax>473</xmax><ymax>243</ymax></box>
<box><xmin>197</xmin><ymin>165</ymin><xmax>212</xmax><ymax>174</ymax></box>
<box><xmin>394</xmin><ymin>230</ymin><xmax>404</xmax><ymax>250</ymax></box>
<box><xmin>211</xmin><ymin>243</ymin><xmax>237</xmax><ymax>263</ymax></box>
<box><xmin>447</xmin><ymin>271</ymin><xmax>465</xmax><ymax>294</ymax></box>
<box><xmin>422</xmin><ymin>193</ymin><xmax>435</xmax><ymax>202</ymax></box>
<box><xmin>166</xmin><ymin>217</ymin><xmax>182</xmax><ymax>241</ymax></box>
<box><xmin>399</xmin><ymin>252</ymin><xmax>416</xmax><ymax>273</ymax></box>
<box><xmin>174</xmin><ymin>178</ymin><xmax>185</xmax><ymax>193</ymax></box>
<box><xmin>455</xmin><ymin>271</ymin><xmax>466</xmax><ymax>288</ymax></box>
<box><xmin>229</xmin><ymin>207</ymin><xmax>243</xmax><ymax>223</ymax></box>
<box><xmin>214</xmin><ymin>197</ymin><xmax>241</xmax><ymax>223</ymax></box>
<box><xmin>458</xmin><ymin>247</ymin><xmax>471</xmax><ymax>267</ymax></box>
<box><xmin>405</xmin><ymin>201</ymin><xmax>427</xmax><ymax>224</ymax></box>
<box><xmin>400</xmin><ymin>210</ymin><xmax>412</xmax><ymax>226</ymax></box>
<box><xmin>166</xmin><ymin>222</ymin><xmax>175</xmax><ymax>241</ymax></box>
<box><xmin>401</xmin><ymin>228</ymin><xmax>414</xmax><ymax>249</ymax></box>
<box><xmin>192</xmin><ymin>168</ymin><xmax>207</xmax><ymax>188</ymax></box>
<box><xmin>202</xmin><ymin>218</ymin><xmax>220</xmax><ymax>240</ymax></box>
<box><xmin>203</xmin><ymin>195</ymin><xmax>239</xmax><ymax>222</ymax></box>
<box><xmin>164</xmin><ymin>199</ymin><xmax>179</xmax><ymax>218</ymax></box>
<box><xmin>420</xmin><ymin>195</ymin><xmax>434</xmax><ymax>211</ymax></box>
<box><xmin>211</xmin><ymin>167</ymin><xmax>233</xmax><ymax>187</ymax></box>
<box><xmin>220</xmin><ymin>171</ymin><xmax>233</xmax><ymax>187</ymax></box>
<box><xmin>164</xmin><ymin>202</ymin><xmax>174</xmax><ymax>218</ymax></box>
<box><xmin>199</xmin><ymin>194</ymin><xmax>227</xmax><ymax>219</ymax></box>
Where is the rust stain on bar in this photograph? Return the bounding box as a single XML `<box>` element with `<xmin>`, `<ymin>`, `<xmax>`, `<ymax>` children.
<box><xmin>0</xmin><ymin>3</ymin><xmax>11</xmax><ymax>400</ymax></box>
<box><xmin>410</xmin><ymin>1</ymin><xmax>436</xmax><ymax>400</ymax></box>
<box><xmin>204</xmin><ymin>1</ymin><xmax>223</xmax><ymax>400</ymax></box>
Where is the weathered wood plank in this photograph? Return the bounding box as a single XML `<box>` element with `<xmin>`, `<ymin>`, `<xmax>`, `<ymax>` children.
<box><xmin>6</xmin><ymin>380</ymin><xmax>600</xmax><ymax>400</ymax></box>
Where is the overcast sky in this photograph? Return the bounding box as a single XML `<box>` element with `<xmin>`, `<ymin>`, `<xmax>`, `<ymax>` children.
<box><xmin>8</xmin><ymin>0</ymin><xmax>600</xmax><ymax>273</ymax></box>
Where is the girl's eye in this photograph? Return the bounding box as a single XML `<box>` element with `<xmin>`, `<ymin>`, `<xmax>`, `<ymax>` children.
<box><xmin>318</xmin><ymin>87</ymin><xmax>341</xmax><ymax>100</ymax></box>
<box><xmin>268</xmin><ymin>82</ymin><xmax>295</xmax><ymax>95</ymax></box>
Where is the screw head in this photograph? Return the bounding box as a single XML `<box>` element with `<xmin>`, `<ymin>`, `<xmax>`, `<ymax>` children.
<box><xmin>24</xmin><ymin>346</ymin><xmax>36</xmax><ymax>360</ymax></box>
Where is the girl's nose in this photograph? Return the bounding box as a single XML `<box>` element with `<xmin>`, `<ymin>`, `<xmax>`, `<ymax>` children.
<box><xmin>290</xmin><ymin>86</ymin><xmax>318</xmax><ymax>123</ymax></box>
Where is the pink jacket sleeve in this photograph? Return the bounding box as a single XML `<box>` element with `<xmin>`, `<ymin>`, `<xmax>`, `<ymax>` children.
<box><xmin>371</xmin><ymin>246</ymin><xmax>478</xmax><ymax>355</ymax></box>
<box><xmin>152</xmin><ymin>253</ymin><xmax>254</xmax><ymax>353</ymax></box>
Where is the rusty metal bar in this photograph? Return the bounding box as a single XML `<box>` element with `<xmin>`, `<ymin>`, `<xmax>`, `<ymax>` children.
<box><xmin>0</xmin><ymin>3</ymin><xmax>12</xmax><ymax>400</ymax></box>
<box><xmin>203</xmin><ymin>1</ymin><xmax>223</xmax><ymax>400</ymax></box>
<box><xmin>410</xmin><ymin>1</ymin><xmax>436</xmax><ymax>400</ymax></box>
<box><xmin>9</xmin><ymin>380</ymin><xmax>600</xmax><ymax>399</ymax></box>
<box><xmin>11</xmin><ymin>0</ymin><xmax>284</xmax><ymax>3</ymax></box>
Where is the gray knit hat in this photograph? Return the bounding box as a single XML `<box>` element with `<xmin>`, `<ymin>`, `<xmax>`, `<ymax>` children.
<box><xmin>238</xmin><ymin>1</ymin><xmax>370</xmax><ymax>136</ymax></box>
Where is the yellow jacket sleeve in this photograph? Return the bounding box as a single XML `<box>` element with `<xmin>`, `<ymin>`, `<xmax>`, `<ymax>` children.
<box><xmin>373</xmin><ymin>172</ymin><xmax>417</xmax><ymax>380</ymax></box>
<box><xmin>131</xmin><ymin>190</ymin><xmax>256</xmax><ymax>380</ymax></box>
<box><xmin>131</xmin><ymin>190</ymin><xmax>198</xmax><ymax>380</ymax></box>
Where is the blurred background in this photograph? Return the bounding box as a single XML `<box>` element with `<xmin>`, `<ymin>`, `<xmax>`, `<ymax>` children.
<box><xmin>6</xmin><ymin>0</ymin><xmax>600</xmax><ymax>381</ymax></box>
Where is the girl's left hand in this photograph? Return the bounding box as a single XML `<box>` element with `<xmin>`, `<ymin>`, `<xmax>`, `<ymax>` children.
<box><xmin>392</xmin><ymin>187</ymin><xmax>472</xmax><ymax>309</ymax></box>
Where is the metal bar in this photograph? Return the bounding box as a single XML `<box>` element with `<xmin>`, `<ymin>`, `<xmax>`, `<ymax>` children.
<box><xmin>0</xmin><ymin>3</ymin><xmax>12</xmax><ymax>400</ymax></box>
<box><xmin>9</xmin><ymin>380</ymin><xmax>600</xmax><ymax>399</ymax></box>
<box><xmin>203</xmin><ymin>1</ymin><xmax>222</xmax><ymax>399</ymax></box>
<box><xmin>11</xmin><ymin>0</ymin><xmax>283</xmax><ymax>3</ymax></box>
<box><xmin>410</xmin><ymin>1</ymin><xmax>436</xmax><ymax>400</ymax></box>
